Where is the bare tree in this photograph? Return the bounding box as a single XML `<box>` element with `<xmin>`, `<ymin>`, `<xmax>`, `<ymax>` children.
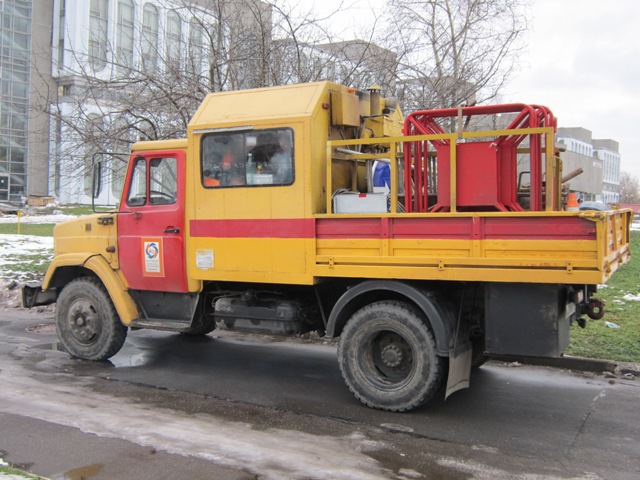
<box><xmin>36</xmin><ymin>0</ymin><xmax>528</xmax><ymax>202</ymax></box>
<box><xmin>386</xmin><ymin>0</ymin><xmax>528</xmax><ymax>112</ymax></box>
<box><xmin>38</xmin><ymin>0</ymin><xmax>349</xmax><ymax>201</ymax></box>
<box><xmin>619</xmin><ymin>171</ymin><xmax>640</xmax><ymax>203</ymax></box>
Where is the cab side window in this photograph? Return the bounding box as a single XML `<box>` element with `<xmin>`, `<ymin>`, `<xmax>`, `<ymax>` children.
<box><xmin>201</xmin><ymin>128</ymin><xmax>294</xmax><ymax>188</ymax></box>
<box><xmin>126</xmin><ymin>157</ymin><xmax>178</xmax><ymax>206</ymax></box>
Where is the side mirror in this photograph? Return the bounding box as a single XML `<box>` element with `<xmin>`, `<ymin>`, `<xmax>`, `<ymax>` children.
<box><xmin>91</xmin><ymin>151</ymin><xmax>128</xmax><ymax>214</ymax></box>
<box><xmin>92</xmin><ymin>160</ymin><xmax>102</xmax><ymax>199</ymax></box>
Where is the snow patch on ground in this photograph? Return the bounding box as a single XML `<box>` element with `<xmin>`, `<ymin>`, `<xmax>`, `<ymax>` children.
<box><xmin>0</xmin><ymin>235</ymin><xmax>53</xmax><ymax>282</ymax></box>
<box><xmin>0</xmin><ymin>234</ymin><xmax>53</xmax><ymax>257</ymax></box>
<box><xmin>0</xmin><ymin>212</ymin><xmax>72</xmax><ymax>282</ymax></box>
<box><xmin>437</xmin><ymin>457</ymin><xmax>601</xmax><ymax>480</ymax></box>
<box><xmin>622</xmin><ymin>293</ymin><xmax>640</xmax><ymax>301</ymax></box>
<box><xmin>0</xmin><ymin>361</ymin><xmax>393</xmax><ymax>480</ymax></box>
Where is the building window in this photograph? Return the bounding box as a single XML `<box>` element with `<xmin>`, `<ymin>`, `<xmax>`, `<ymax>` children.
<box><xmin>188</xmin><ymin>19</ymin><xmax>203</xmax><ymax>75</ymax></box>
<box><xmin>89</xmin><ymin>0</ymin><xmax>108</xmax><ymax>71</ymax></box>
<box><xmin>58</xmin><ymin>0</ymin><xmax>66</xmax><ymax>67</ymax></box>
<box><xmin>117</xmin><ymin>0</ymin><xmax>135</xmax><ymax>70</ymax></box>
<box><xmin>141</xmin><ymin>3</ymin><xmax>159</xmax><ymax>73</ymax></box>
<box><xmin>166</xmin><ymin>10</ymin><xmax>181</xmax><ymax>69</ymax></box>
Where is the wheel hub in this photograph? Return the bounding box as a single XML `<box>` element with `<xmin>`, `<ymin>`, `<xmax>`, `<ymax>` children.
<box><xmin>381</xmin><ymin>344</ymin><xmax>403</xmax><ymax>368</ymax></box>
<box><xmin>68</xmin><ymin>301</ymin><xmax>98</xmax><ymax>344</ymax></box>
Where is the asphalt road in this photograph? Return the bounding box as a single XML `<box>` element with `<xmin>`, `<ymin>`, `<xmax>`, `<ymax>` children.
<box><xmin>0</xmin><ymin>309</ymin><xmax>639</xmax><ymax>480</ymax></box>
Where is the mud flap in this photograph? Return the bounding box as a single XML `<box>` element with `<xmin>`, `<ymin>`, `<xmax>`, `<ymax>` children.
<box><xmin>22</xmin><ymin>282</ymin><xmax>57</xmax><ymax>308</ymax></box>
<box><xmin>445</xmin><ymin>342</ymin><xmax>472</xmax><ymax>399</ymax></box>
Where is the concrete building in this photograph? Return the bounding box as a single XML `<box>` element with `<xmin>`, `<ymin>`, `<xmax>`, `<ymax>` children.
<box><xmin>13</xmin><ymin>1</ymin><xmax>394</xmax><ymax>204</ymax></box>
<box><xmin>50</xmin><ymin>0</ymin><xmax>239</xmax><ymax>204</ymax></box>
<box><xmin>314</xmin><ymin>40</ymin><xmax>397</xmax><ymax>94</ymax></box>
<box><xmin>556</xmin><ymin>127</ymin><xmax>620</xmax><ymax>203</ymax></box>
<box><xmin>593</xmin><ymin>138</ymin><xmax>621</xmax><ymax>204</ymax></box>
<box><xmin>271</xmin><ymin>38</ymin><xmax>397</xmax><ymax>95</ymax></box>
<box><xmin>13</xmin><ymin>0</ymin><xmax>271</xmax><ymax>205</ymax></box>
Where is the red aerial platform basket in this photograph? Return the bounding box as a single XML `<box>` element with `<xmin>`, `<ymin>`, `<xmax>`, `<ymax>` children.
<box><xmin>403</xmin><ymin>104</ymin><xmax>557</xmax><ymax>213</ymax></box>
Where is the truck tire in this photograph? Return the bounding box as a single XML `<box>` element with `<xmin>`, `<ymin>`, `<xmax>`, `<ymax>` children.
<box><xmin>56</xmin><ymin>277</ymin><xmax>128</xmax><ymax>361</ymax></box>
<box><xmin>338</xmin><ymin>300</ymin><xmax>445</xmax><ymax>412</ymax></box>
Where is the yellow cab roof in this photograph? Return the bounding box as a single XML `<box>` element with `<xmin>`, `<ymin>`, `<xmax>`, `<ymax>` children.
<box><xmin>188</xmin><ymin>81</ymin><xmax>334</xmax><ymax>130</ymax></box>
<box><xmin>131</xmin><ymin>138</ymin><xmax>188</xmax><ymax>152</ymax></box>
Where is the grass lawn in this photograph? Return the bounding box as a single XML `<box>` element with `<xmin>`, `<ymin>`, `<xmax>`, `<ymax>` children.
<box><xmin>57</xmin><ymin>204</ymin><xmax>97</xmax><ymax>215</ymax></box>
<box><xmin>0</xmin><ymin>463</ymin><xmax>42</xmax><ymax>479</ymax></box>
<box><xmin>566</xmin><ymin>230</ymin><xmax>640</xmax><ymax>362</ymax></box>
<box><xmin>0</xmin><ymin>223</ymin><xmax>55</xmax><ymax>236</ymax></box>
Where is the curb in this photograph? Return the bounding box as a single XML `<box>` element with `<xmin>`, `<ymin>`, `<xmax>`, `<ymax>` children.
<box><xmin>489</xmin><ymin>354</ymin><xmax>617</xmax><ymax>373</ymax></box>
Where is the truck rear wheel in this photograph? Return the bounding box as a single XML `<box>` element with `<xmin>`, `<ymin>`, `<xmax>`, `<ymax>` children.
<box><xmin>338</xmin><ymin>300</ymin><xmax>445</xmax><ymax>412</ymax></box>
<box><xmin>56</xmin><ymin>277</ymin><xmax>128</xmax><ymax>361</ymax></box>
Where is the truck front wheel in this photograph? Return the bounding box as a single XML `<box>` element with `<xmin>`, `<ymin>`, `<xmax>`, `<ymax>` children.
<box><xmin>56</xmin><ymin>277</ymin><xmax>128</xmax><ymax>361</ymax></box>
<box><xmin>338</xmin><ymin>300</ymin><xmax>445</xmax><ymax>412</ymax></box>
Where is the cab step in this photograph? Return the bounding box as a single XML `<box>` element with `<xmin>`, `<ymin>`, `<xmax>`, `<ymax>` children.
<box><xmin>129</xmin><ymin>318</ymin><xmax>192</xmax><ymax>332</ymax></box>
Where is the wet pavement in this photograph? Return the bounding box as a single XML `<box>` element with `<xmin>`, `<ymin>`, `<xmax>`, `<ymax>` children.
<box><xmin>1</xmin><ymin>309</ymin><xmax>639</xmax><ymax>479</ymax></box>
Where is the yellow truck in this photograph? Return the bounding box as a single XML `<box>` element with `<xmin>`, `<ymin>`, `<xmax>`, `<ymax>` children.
<box><xmin>24</xmin><ymin>82</ymin><xmax>631</xmax><ymax>411</ymax></box>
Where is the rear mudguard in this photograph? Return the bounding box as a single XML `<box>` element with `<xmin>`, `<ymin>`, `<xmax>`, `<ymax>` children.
<box><xmin>326</xmin><ymin>280</ymin><xmax>457</xmax><ymax>356</ymax></box>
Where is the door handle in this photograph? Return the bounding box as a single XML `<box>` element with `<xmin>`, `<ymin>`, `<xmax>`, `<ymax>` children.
<box><xmin>164</xmin><ymin>227</ymin><xmax>180</xmax><ymax>234</ymax></box>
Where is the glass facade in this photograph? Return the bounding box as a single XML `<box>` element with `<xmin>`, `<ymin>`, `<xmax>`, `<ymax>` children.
<box><xmin>0</xmin><ymin>0</ymin><xmax>32</xmax><ymax>201</ymax></box>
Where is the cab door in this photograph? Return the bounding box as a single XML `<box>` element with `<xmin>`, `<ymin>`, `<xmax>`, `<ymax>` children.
<box><xmin>117</xmin><ymin>150</ymin><xmax>188</xmax><ymax>292</ymax></box>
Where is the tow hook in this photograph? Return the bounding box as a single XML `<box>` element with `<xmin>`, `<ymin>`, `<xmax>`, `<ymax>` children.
<box><xmin>585</xmin><ymin>298</ymin><xmax>605</xmax><ymax>320</ymax></box>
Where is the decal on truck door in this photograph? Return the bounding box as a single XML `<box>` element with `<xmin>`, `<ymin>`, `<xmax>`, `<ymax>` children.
<box><xmin>142</xmin><ymin>238</ymin><xmax>164</xmax><ymax>276</ymax></box>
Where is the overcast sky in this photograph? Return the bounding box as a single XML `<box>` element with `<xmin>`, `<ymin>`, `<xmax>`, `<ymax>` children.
<box><xmin>310</xmin><ymin>0</ymin><xmax>640</xmax><ymax>178</ymax></box>
<box><xmin>504</xmin><ymin>0</ymin><xmax>640</xmax><ymax>179</ymax></box>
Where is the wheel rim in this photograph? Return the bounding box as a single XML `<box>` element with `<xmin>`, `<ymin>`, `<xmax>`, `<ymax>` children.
<box><xmin>360</xmin><ymin>329</ymin><xmax>415</xmax><ymax>389</ymax></box>
<box><xmin>65</xmin><ymin>298</ymin><xmax>102</xmax><ymax>346</ymax></box>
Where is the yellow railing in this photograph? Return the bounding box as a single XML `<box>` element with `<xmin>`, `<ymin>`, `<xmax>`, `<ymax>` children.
<box><xmin>326</xmin><ymin>126</ymin><xmax>557</xmax><ymax>214</ymax></box>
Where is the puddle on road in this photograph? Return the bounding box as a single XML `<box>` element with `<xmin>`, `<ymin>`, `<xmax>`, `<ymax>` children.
<box><xmin>63</xmin><ymin>463</ymin><xmax>103</xmax><ymax>480</ymax></box>
<box><xmin>31</xmin><ymin>342</ymin><xmax>148</xmax><ymax>367</ymax></box>
<box><xmin>32</xmin><ymin>341</ymin><xmax>66</xmax><ymax>353</ymax></box>
<box><xmin>26</xmin><ymin>323</ymin><xmax>56</xmax><ymax>335</ymax></box>
<box><xmin>110</xmin><ymin>351</ymin><xmax>148</xmax><ymax>367</ymax></box>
